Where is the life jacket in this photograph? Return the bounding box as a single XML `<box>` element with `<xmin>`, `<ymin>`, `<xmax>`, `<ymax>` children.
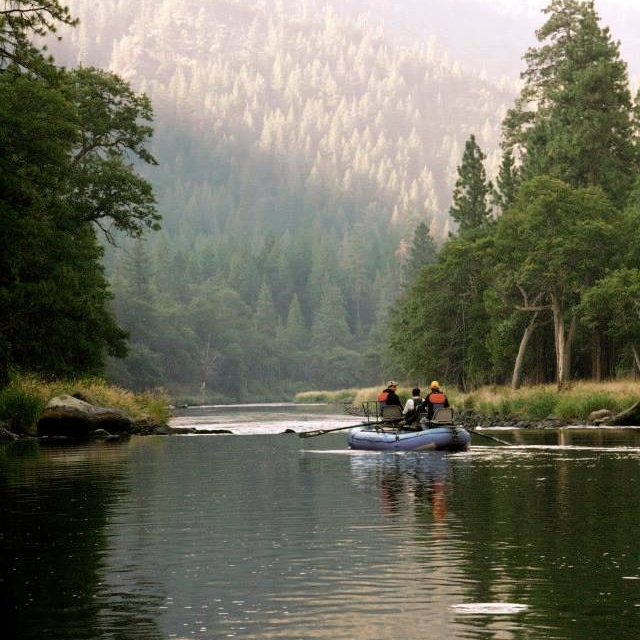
<box><xmin>377</xmin><ymin>390</ymin><xmax>389</xmax><ymax>406</ymax></box>
<box><xmin>428</xmin><ymin>391</ymin><xmax>447</xmax><ymax>410</ymax></box>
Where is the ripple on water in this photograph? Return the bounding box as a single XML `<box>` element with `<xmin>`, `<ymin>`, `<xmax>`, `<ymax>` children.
<box><xmin>450</xmin><ymin>602</ymin><xmax>529</xmax><ymax>615</ymax></box>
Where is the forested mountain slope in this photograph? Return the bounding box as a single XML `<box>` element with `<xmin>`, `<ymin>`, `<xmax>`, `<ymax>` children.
<box><xmin>47</xmin><ymin>0</ymin><xmax>515</xmax><ymax>397</ymax></box>
<box><xmin>54</xmin><ymin>0</ymin><xmax>512</xmax><ymax>240</ymax></box>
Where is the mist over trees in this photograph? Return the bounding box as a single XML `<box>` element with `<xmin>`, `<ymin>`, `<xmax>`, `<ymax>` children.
<box><xmin>40</xmin><ymin>0</ymin><xmax>513</xmax><ymax>397</ymax></box>
<box><xmin>4</xmin><ymin>0</ymin><xmax>639</xmax><ymax>399</ymax></box>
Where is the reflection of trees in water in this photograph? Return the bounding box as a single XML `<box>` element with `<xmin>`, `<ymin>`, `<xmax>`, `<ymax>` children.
<box><xmin>0</xmin><ymin>440</ymin><xmax>164</xmax><ymax>640</ymax></box>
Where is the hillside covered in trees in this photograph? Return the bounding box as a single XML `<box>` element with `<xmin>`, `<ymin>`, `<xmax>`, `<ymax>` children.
<box><xmin>44</xmin><ymin>0</ymin><xmax>514</xmax><ymax>397</ymax></box>
<box><xmin>5</xmin><ymin>0</ymin><xmax>638</xmax><ymax>401</ymax></box>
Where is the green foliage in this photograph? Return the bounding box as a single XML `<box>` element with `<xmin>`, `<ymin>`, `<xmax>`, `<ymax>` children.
<box><xmin>513</xmin><ymin>391</ymin><xmax>558</xmax><ymax>421</ymax></box>
<box><xmin>6</xmin><ymin>0</ymin><xmax>640</xmax><ymax>398</ymax></box>
<box><xmin>493</xmin><ymin>149</ymin><xmax>521</xmax><ymax>212</ymax></box>
<box><xmin>474</xmin><ymin>389</ymin><xmax>558</xmax><ymax>421</ymax></box>
<box><xmin>63</xmin><ymin>67</ymin><xmax>159</xmax><ymax>241</ymax></box>
<box><xmin>391</xmin><ymin>229</ymin><xmax>495</xmax><ymax>390</ymax></box>
<box><xmin>0</xmin><ymin>373</ymin><xmax>171</xmax><ymax>434</ymax></box>
<box><xmin>0</xmin><ymin>1</ymin><xmax>78</xmax><ymax>70</ymax></box>
<box><xmin>579</xmin><ymin>268</ymin><xmax>640</xmax><ymax>342</ymax></box>
<box><xmin>402</xmin><ymin>221</ymin><xmax>438</xmax><ymax>288</ymax></box>
<box><xmin>554</xmin><ymin>392</ymin><xmax>619</xmax><ymax>421</ymax></box>
<box><xmin>40</xmin><ymin>0</ymin><xmax>509</xmax><ymax>395</ymax></box>
<box><xmin>0</xmin><ymin>386</ymin><xmax>45</xmax><ymax>435</ymax></box>
<box><xmin>503</xmin><ymin>0</ymin><xmax>638</xmax><ymax>207</ymax></box>
<box><xmin>0</xmin><ymin>4</ymin><xmax>159</xmax><ymax>387</ymax></box>
<box><xmin>453</xmin><ymin>381</ymin><xmax>640</xmax><ymax>422</ymax></box>
<box><xmin>295</xmin><ymin>389</ymin><xmax>358</xmax><ymax>404</ymax></box>
<box><xmin>448</xmin><ymin>134</ymin><xmax>493</xmax><ymax>233</ymax></box>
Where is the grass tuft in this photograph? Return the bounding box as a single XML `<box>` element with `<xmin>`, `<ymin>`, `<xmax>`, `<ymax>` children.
<box><xmin>0</xmin><ymin>374</ymin><xmax>171</xmax><ymax>435</ymax></box>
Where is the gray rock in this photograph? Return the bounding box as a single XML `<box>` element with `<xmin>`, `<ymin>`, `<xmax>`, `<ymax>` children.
<box><xmin>588</xmin><ymin>409</ymin><xmax>613</xmax><ymax>423</ymax></box>
<box><xmin>37</xmin><ymin>395</ymin><xmax>133</xmax><ymax>438</ymax></box>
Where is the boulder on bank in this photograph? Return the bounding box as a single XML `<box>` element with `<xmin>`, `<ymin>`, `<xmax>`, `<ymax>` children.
<box><xmin>37</xmin><ymin>395</ymin><xmax>134</xmax><ymax>439</ymax></box>
<box><xmin>587</xmin><ymin>409</ymin><xmax>613</xmax><ymax>424</ymax></box>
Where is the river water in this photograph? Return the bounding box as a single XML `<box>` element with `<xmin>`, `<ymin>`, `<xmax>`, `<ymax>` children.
<box><xmin>1</xmin><ymin>403</ymin><xmax>639</xmax><ymax>639</ymax></box>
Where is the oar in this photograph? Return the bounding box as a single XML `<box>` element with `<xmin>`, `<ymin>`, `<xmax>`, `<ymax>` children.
<box><xmin>468</xmin><ymin>428</ymin><xmax>512</xmax><ymax>446</ymax></box>
<box><xmin>299</xmin><ymin>421</ymin><xmax>378</xmax><ymax>438</ymax></box>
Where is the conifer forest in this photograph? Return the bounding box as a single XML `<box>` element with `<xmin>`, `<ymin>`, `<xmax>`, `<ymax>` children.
<box><xmin>2</xmin><ymin>0</ymin><xmax>640</xmax><ymax>399</ymax></box>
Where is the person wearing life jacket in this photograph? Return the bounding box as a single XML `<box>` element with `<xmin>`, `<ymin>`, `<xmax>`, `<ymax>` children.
<box><xmin>422</xmin><ymin>381</ymin><xmax>449</xmax><ymax>419</ymax></box>
<box><xmin>378</xmin><ymin>380</ymin><xmax>402</xmax><ymax>408</ymax></box>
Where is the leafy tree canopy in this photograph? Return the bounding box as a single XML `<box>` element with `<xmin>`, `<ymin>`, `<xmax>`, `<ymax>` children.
<box><xmin>0</xmin><ymin>0</ymin><xmax>158</xmax><ymax>386</ymax></box>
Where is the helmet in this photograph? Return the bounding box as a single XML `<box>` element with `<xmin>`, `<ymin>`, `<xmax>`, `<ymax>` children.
<box><xmin>430</xmin><ymin>380</ymin><xmax>440</xmax><ymax>389</ymax></box>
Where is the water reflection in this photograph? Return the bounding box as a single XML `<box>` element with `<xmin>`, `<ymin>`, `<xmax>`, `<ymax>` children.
<box><xmin>0</xmin><ymin>439</ymin><xmax>164</xmax><ymax>640</ymax></box>
<box><xmin>350</xmin><ymin>451</ymin><xmax>450</xmax><ymax>521</ymax></box>
<box><xmin>3</xmin><ymin>415</ymin><xmax>640</xmax><ymax>640</ymax></box>
<box><xmin>489</xmin><ymin>426</ymin><xmax>640</xmax><ymax>449</ymax></box>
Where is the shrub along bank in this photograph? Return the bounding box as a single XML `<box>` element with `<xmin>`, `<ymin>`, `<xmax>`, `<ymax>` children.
<box><xmin>297</xmin><ymin>380</ymin><xmax>640</xmax><ymax>426</ymax></box>
<box><xmin>0</xmin><ymin>375</ymin><xmax>171</xmax><ymax>437</ymax></box>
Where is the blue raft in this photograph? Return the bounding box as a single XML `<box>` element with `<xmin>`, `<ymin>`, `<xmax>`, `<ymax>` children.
<box><xmin>347</xmin><ymin>424</ymin><xmax>470</xmax><ymax>452</ymax></box>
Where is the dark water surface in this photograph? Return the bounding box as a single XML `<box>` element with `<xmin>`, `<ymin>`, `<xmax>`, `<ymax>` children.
<box><xmin>1</xmin><ymin>405</ymin><xmax>639</xmax><ymax>639</ymax></box>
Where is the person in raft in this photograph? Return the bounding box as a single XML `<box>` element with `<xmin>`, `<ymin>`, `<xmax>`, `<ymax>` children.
<box><xmin>402</xmin><ymin>387</ymin><xmax>423</xmax><ymax>428</ymax></box>
<box><xmin>421</xmin><ymin>381</ymin><xmax>449</xmax><ymax>420</ymax></box>
<box><xmin>378</xmin><ymin>381</ymin><xmax>403</xmax><ymax>408</ymax></box>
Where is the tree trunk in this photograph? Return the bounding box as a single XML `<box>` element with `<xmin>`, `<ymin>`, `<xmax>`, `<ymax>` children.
<box><xmin>564</xmin><ymin>313</ymin><xmax>578</xmax><ymax>383</ymax></box>
<box><xmin>603</xmin><ymin>400</ymin><xmax>640</xmax><ymax>426</ymax></box>
<box><xmin>552</xmin><ymin>297</ymin><xmax>566</xmax><ymax>387</ymax></box>
<box><xmin>592</xmin><ymin>330</ymin><xmax>602</xmax><ymax>382</ymax></box>
<box><xmin>632</xmin><ymin>344</ymin><xmax>640</xmax><ymax>375</ymax></box>
<box><xmin>0</xmin><ymin>336</ymin><xmax>8</xmax><ymax>390</ymax></box>
<box><xmin>511</xmin><ymin>312</ymin><xmax>540</xmax><ymax>390</ymax></box>
<box><xmin>552</xmin><ymin>296</ymin><xmax>577</xmax><ymax>389</ymax></box>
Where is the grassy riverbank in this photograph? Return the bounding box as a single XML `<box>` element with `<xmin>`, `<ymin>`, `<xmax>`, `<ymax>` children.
<box><xmin>0</xmin><ymin>375</ymin><xmax>172</xmax><ymax>436</ymax></box>
<box><xmin>3</xmin><ymin>377</ymin><xmax>638</xmax><ymax>437</ymax></box>
<box><xmin>296</xmin><ymin>380</ymin><xmax>640</xmax><ymax>422</ymax></box>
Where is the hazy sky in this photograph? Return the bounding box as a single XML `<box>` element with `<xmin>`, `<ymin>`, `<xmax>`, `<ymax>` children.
<box><xmin>435</xmin><ymin>0</ymin><xmax>640</xmax><ymax>81</ymax></box>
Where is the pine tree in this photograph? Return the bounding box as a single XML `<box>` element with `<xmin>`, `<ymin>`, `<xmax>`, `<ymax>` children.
<box><xmin>493</xmin><ymin>149</ymin><xmax>521</xmax><ymax>212</ymax></box>
<box><xmin>503</xmin><ymin>0</ymin><xmax>638</xmax><ymax>207</ymax></box>
<box><xmin>402</xmin><ymin>221</ymin><xmax>438</xmax><ymax>286</ymax></box>
<box><xmin>448</xmin><ymin>134</ymin><xmax>493</xmax><ymax>233</ymax></box>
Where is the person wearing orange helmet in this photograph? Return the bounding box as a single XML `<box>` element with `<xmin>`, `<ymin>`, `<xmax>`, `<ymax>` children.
<box><xmin>421</xmin><ymin>380</ymin><xmax>449</xmax><ymax>420</ymax></box>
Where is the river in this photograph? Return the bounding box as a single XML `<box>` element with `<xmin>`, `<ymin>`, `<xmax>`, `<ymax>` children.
<box><xmin>1</xmin><ymin>403</ymin><xmax>639</xmax><ymax>639</ymax></box>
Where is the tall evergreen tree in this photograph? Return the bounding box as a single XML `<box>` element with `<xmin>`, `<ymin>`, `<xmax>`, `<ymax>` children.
<box><xmin>503</xmin><ymin>0</ymin><xmax>638</xmax><ymax>207</ymax></box>
<box><xmin>493</xmin><ymin>149</ymin><xmax>521</xmax><ymax>212</ymax></box>
<box><xmin>390</xmin><ymin>230</ymin><xmax>494</xmax><ymax>390</ymax></box>
<box><xmin>402</xmin><ymin>221</ymin><xmax>438</xmax><ymax>287</ymax></box>
<box><xmin>448</xmin><ymin>134</ymin><xmax>493</xmax><ymax>233</ymax></box>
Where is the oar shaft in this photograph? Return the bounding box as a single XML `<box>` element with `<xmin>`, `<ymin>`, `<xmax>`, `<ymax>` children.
<box><xmin>299</xmin><ymin>421</ymin><xmax>377</xmax><ymax>438</ymax></box>
<box><xmin>469</xmin><ymin>429</ymin><xmax>511</xmax><ymax>446</ymax></box>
